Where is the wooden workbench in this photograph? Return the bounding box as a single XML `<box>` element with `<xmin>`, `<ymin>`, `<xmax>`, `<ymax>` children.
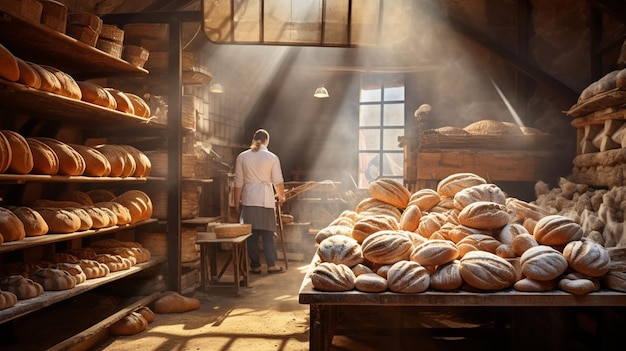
<box><xmin>298</xmin><ymin>256</ymin><xmax>626</xmax><ymax>351</ymax></box>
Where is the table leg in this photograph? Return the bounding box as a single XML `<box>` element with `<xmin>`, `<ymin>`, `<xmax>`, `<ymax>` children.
<box><xmin>310</xmin><ymin>305</ymin><xmax>335</xmax><ymax>351</ymax></box>
<box><xmin>200</xmin><ymin>243</ymin><xmax>208</xmax><ymax>291</ymax></box>
<box><xmin>241</xmin><ymin>240</ymin><xmax>249</xmax><ymax>287</ymax></box>
<box><xmin>209</xmin><ymin>242</ymin><xmax>218</xmax><ymax>283</ymax></box>
<box><xmin>233</xmin><ymin>242</ymin><xmax>240</xmax><ymax>296</ymax></box>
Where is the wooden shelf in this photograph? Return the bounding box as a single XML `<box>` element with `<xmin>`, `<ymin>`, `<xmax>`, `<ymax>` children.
<box><xmin>181</xmin><ymin>216</ymin><xmax>222</xmax><ymax>226</ymax></box>
<box><xmin>0</xmin><ymin>219</ymin><xmax>158</xmax><ymax>254</ymax></box>
<box><xmin>0</xmin><ymin>256</ymin><xmax>166</xmax><ymax>325</ymax></box>
<box><xmin>0</xmin><ymin>174</ymin><xmax>149</xmax><ymax>184</ymax></box>
<box><xmin>0</xmin><ymin>10</ymin><xmax>147</xmax><ymax>78</ymax></box>
<box><xmin>0</xmin><ymin>80</ymin><xmax>166</xmax><ymax>132</ymax></box>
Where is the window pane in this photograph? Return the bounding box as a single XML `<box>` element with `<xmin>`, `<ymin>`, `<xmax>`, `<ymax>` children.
<box><xmin>360</xmin><ymin>88</ymin><xmax>381</xmax><ymax>102</ymax></box>
<box><xmin>384</xmin><ymin>86</ymin><xmax>405</xmax><ymax>101</ymax></box>
<box><xmin>359</xmin><ymin>152</ymin><xmax>380</xmax><ymax>187</ymax></box>
<box><xmin>380</xmin><ymin>153</ymin><xmax>404</xmax><ymax>177</ymax></box>
<box><xmin>383</xmin><ymin>103</ymin><xmax>405</xmax><ymax>126</ymax></box>
<box><xmin>359</xmin><ymin>105</ymin><xmax>381</xmax><ymax>126</ymax></box>
<box><xmin>382</xmin><ymin>128</ymin><xmax>404</xmax><ymax>150</ymax></box>
<box><xmin>359</xmin><ymin>129</ymin><xmax>380</xmax><ymax>150</ymax></box>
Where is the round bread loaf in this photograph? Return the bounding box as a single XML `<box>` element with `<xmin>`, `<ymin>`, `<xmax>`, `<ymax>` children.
<box><xmin>0</xmin><ymin>43</ymin><xmax>19</xmax><ymax>82</ymax></box>
<box><xmin>0</xmin><ymin>130</ymin><xmax>33</xmax><ymax>174</ymax></box>
<box><xmin>354</xmin><ymin>272</ymin><xmax>388</xmax><ymax>292</ymax></box>
<box><xmin>361</xmin><ymin>230</ymin><xmax>413</xmax><ymax>265</ymax></box>
<box><xmin>533</xmin><ymin>214</ymin><xmax>583</xmax><ymax>246</ymax></box>
<box><xmin>40</xmin><ymin>65</ymin><xmax>81</xmax><ymax>100</ymax></box>
<box><xmin>437</xmin><ymin>173</ymin><xmax>487</xmax><ymax>198</ymax></box>
<box><xmin>30</xmin><ymin>268</ymin><xmax>77</xmax><ymax>290</ymax></box>
<box><xmin>311</xmin><ymin>262</ymin><xmax>356</xmax><ymax>292</ymax></box>
<box><xmin>109</xmin><ymin>312</ymin><xmax>148</xmax><ymax>336</ymax></box>
<box><xmin>386</xmin><ymin>260</ymin><xmax>430</xmax><ymax>293</ymax></box>
<box><xmin>453</xmin><ymin>183</ymin><xmax>506</xmax><ymax>210</ymax></box>
<box><xmin>0</xmin><ymin>275</ymin><xmax>44</xmax><ymax>300</ymax></box>
<box><xmin>351</xmin><ymin>263</ymin><xmax>374</xmax><ymax>276</ymax></box>
<box><xmin>456</xmin><ymin>234</ymin><xmax>502</xmax><ymax>257</ymax></box>
<box><xmin>351</xmin><ymin>214</ymin><xmax>398</xmax><ymax>243</ymax></box>
<box><xmin>16</xmin><ymin>57</ymin><xmax>41</xmax><ymax>89</ymax></box>
<box><xmin>407</xmin><ymin>188</ymin><xmax>440</xmax><ymax>211</ymax></box>
<box><xmin>562</xmin><ymin>240</ymin><xmax>611</xmax><ymax>277</ymax></box>
<box><xmin>0</xmin><ymin>207</ymin><xmax>27</xmax><ymax>242</ymax></box>
<box><xmin>430</xmin><ymin>260</ymin><xmax>463</xmax><ymax>291</ymax></box>
<box><xmin>416</xmin><ymin>212</ymin><xmax>447</xmax><ymax>238</ymax></box>
<box><xmin>76</xmin><ymin>80</ymin><xmax>117</xmax><ymax>109</ymax></box>
<box><xmin>35</xmin><ymin>207</ymin><xmax>82</xmax><ymax>233</ymax></box>
<box><xmin>558</xmin><ymin>272</ymin><xmax>601</xmax><ymax>295</ymax></box>
<box><xmin>125</xmin><ymin>93</ymin><xmax>151</xmax><ymax>118</ymax></box>
<box><xmin>26</xmin><ymin>137</ymin><xmax>59</xmax><ymax>175</ymax></box>
<box><xmin>459</xmin><ymin>250</ymin><xmax>517</xmax><ymax>291</ymax></box>
<box><xmin>496</xmin><ymin>223</ymin><xmax>529</xmax><ymax>246</ymax></box>
<box><xmin>520</xmin><ymin>245</ymin><xmax>568</xmax><ymax>281</ymax></box>
<box><xmin>458</xmin><ymin>201</ymin><xmax>510</xmax><ymax>230</ymax></box>
<box><xmin>317</xmin><ymin>235</ymin><xmax>363</xmax><ymax>267</ymax></box>
<box><xmin>33</xmin><ymin>137</ymin><xmax>85</xmax><ymax>176</ymax></box>
<box><xmin>0</xmin><ymin>131</ymin><xmax>12</xmax><ymax>173</ymax></box>
<box><xmin>11</xmin><ymin>207</ymin><xmax>48</xmax><ymax>236</ymax></box>
<box><xmin>105</xmin><ymin>88</ymin><xmax>135</xmax><ymax>114</ymax></box>
<box><xmin>315</xmin><ymin>225</ymin><xmax>352</xmax><ymax>244</ymax></box>
<box><xmin>513</xmin><ymin>277</ymin><xmax>556</xmax><ymax>292</ymax></box>
<box><xmin>368</xmin><ymin>178</ymin><xmax>411</xmax><ymax>209</ymax></box>
<box><xmin>68</xmin><ymin>143</ymin><xmax>112</xmax><ymax>176</ymax></box>
<box><xmin>410</xmin><ymin>239</ymin><xmax>459</xmax><ymax>266</ymax></box>
<box><xmin>511</xmin><ymin>233</ymin><xmax>538</xmax><ymax>256</ymax></box>
<box><xmin>49</xmin><ymin>262</ymin><xmax>87</xmax><ymax>285</ymax></box>
<box><xmin>399</xmin><ymin>204</ymin><xmax>422</xmax><ymax>232</ymax></box>
<box><xmin>29</xmin><ymin>62</ymin><xmax>63</xmax><ymax>95</ymax></box>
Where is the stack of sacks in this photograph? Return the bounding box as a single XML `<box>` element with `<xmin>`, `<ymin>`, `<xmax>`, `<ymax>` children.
<box><xmin>309</xmin><ymin>174</ymin><xmax>621</xmax><ymax>295</ymax></box>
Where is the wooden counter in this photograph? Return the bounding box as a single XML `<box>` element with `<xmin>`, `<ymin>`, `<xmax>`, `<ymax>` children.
<box><xmin>298</xmin><ymin>256</ymin><xmax>626</xmax><ymax>351</ymax></box>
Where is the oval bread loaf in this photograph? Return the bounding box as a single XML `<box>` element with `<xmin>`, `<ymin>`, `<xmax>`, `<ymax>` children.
<box><xmin>399</xmin><ymin>204</ymin><xmax>421</xmax><ymax>231</ymax></box>
<box><xmin>562</xmin><ymin>240</ymin><xmax>611</xmax><ymax>277</ymax></box>
<box><xmin>453</xmin><ymin>183</ymin><xmax>506</xmax><ymax>209</ymax></box>
<box><xmin>0</xmin><ymin>207</ymin><xmax>26</xmax><ymax>242</ymax></box>
<box><xmin>69</xmin><ymin>143</ymin><xmax>112</xmax><ymax>177</ymax></box>
<box><xmin>11</xmin><ymin>207</ymin><xmax>48</xmax><ymax>236</ymax></box>
<box><xmin>0</xmin><ymin>130</ymin><xmax>34</xmax><ymax>174</ymax></box>
<box><xmin>310</xmin><ymin>262</ymin><xmax>356</xmax><ymax>292</ymax></box>
<box><xmin>109</xmin><ymin>311</ymin><xmax>147</xmax><ymax>336</ymax></box>
<box><xmin>430</xmin><ymin>260</ymin><xmax>463</xmax><ymax>291</ymax></box>
<box><xmin>410</xmin><ymin>239</ymin><xmax>459</xmax><ymax>266</ymax></box>
<box><xmin>459</xmin><ymin>250</ymin><xmax>517</xmax><ymax>290</ymax></box>
<box><xmin>437</xmin><ymin>172</ymin><xmax>487</xmax><ymax>198</ymax></box>
<box><xmin>408</xmin><ymin>188</ymin><xmax>441</xmax><ymax>212</ymax></box>
<box><xmin>533</xmin><ymin>214</ymin><xmax>583</xmax><ymax>246</ymax></box>
<box><xmin>361</xmin><ymin>230</ymin><xmax>413</xmax><ymax>265</ymax></box>
<box><xmin>458</xmin><ymin>201</ymin><xmax>510</xmax><ymax>230</ymax></box>
<box><xmin>351</xmin><ymin>214</ymin><xmax>398</xmax><ymax>243</ymax></box>
<box><xmin>77</xmin><ymin>80</ymin><xmax>117</xmax><ymax>109</ymax></box>
<box><xmin>0</xmin><ymin>43</ymin><xmax>19</xmax><ymax>82</ymax></box>
<box><xmin>368</xmin><ymin>178</ymin><xmax>411</xmax><ymax>209</ymax></box>
<box><xmin>16</xmin><ymin>57</ymin><xmax>41</xmax><ymax>89</ymax></box>
<box><xmin>26</xmin><ymin>137</ymin><xmax>59</xmax><ymax>175</ymax></box>
<box><xmin>354</xmin><ymin>273</ymin><xmax>388</xmax><ymax>292</ymax></box>
<box><xmin>33</xmin><ymin>137</ymin><xmax>85</xmax><ymax>176</ymax></box>
<box><xmin>317</xmin><ymin>235</ymin><xmax>363</xmax><ymax>267</ymax></box>
<box><xmin>520</xmin><ymin>245</ymin><xmax>568</xmax><ymax>281</ymax></box>
<box><xmin>387</xmin><ymin>260</ymin><xmax>430</xmax><ymax>293</ymax></box>
<box><xmin>558</xmin><ymin>272</ymin><xmax>601</xmax><ymax>295</ymax></box>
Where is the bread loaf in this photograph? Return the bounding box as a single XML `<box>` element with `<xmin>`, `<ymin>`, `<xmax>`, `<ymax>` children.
<box><xmin>30</xmin><ymin>268</ymin><xmax>77</xmax><ymax>290</ymax></box>
<box><xmin>11</xmin><ymin>207</ymin><xmax>48</xmax><ymax>236</ymax></box>
<box><xmin>136</xmin><ymin>306</ymin><xmax>155</xmax><ymax>323</ymax></box>
<box><xmin>35</xmin><ymin>207</ymin><xmax>81</xmax><ymax>233</ymax></box>
<box><xmin>40</xmin><ymin>65</ymin><xmax>81</xmax><ymax>100</ymax></box>
<box><xmin>399</xmin><ymin>204</ymin><xmax>422</xmax><ymax>232</ymax></box>
<box><xmin>57</xmin><ymin>190</ymin><xmax>93</xmax><ymax>206</ymax></box>
<box><xmin>351</xmin><ymin>214</ymin><xmax>398</xmax><ymax>243</ymax></box>
<box><xmin>0</xmin><ymin>131</ymin><xmax>11</xmax><ymax>174</ymax></box>
<box><xmin>456</xmin><ymin>234</ymin><xmax>502</xmax><ymax>257</ymax></box>
<box><xmin>95</xmin><ymin>144</ymin><xmax>134</xmax><ymax>177</ymax></box>
<box><xmin>0</xmin><ymin>291</ymin><xmax>18</xmax><ymax>310</ymax></box>
<box><xmin>16</xmin><ymin>57</ymin><xmax>41</xmax><ymax>89</ymax></box>
<box><xmin>416</xmin><ymin>212</ymin><xmax>448</xmax><ymax>238</ymax></box>
<box><xmin>33</xmin><ymin>137</ymin><xmax>85</xmax><ymax>176</ymax></box>
<box><xmin>351</xmin><ymin>263</ymin><xmax>374</xmax><ymax>276</ymax></box>
<box><xmin>459</xmin><ymin>251</ymin><xmax>517</xmax><ymax>291</ymax></box>
<box><xmin>114</xmin><ymin>190</ymin><xmax>153</xmax><ymax>222</ymax></box>
<box><xmin>77</xmin><ymin>81</ymin><xmax>117</xmax><ymax>109</ymax></box>
<box><xmin>28</xmin><ymin>62</ymin><xmax>63</xmax><ymax>94</ymax></box>
<box><xmin>80</xmin><ymin>206</ymin><xmax>110</xmax><ymax>228</ymax></box>
<box><xmin>95</xmin><ymin>201</ymin><xmax>131</xmax><ymax>225</ymax></box>
<box><xmin>76</xmin><ymin>259</ymin><xmax>110</xmax><ymax>279</ymax></box>
<box><xmin>310</xmin><ymin>262</ymin><xmax>356</xmax><ymax>292</ymax></box>
<box><xmin>368</xmin><ymin>178</ymin><xmax>411</xmax><ymax>209</ymax></box>
<box><xmin>520</xmin><ymin>245</ymin><xmax>568</xmax><ymax>281</ymax></box>
<box><xmin>408</xmin><ymin>188</ymin><xmax>441</xmax><ymax>212</ymax></box>
<box><xmin>120</xmin><ymin>145</ymin><xmax>151</xmax><ymax>177</ymax></box>
<box><xmin>429</xmin><ymin>260</ymin><xmax>463</xmax><ymax>291</ymax></box>
<box><xmin>562</xmin><ymin>240</ymin><xmax>611</xmax><ymax>277</ymax></box>
<box><xmin>87</xmin><ymin>189</ymin><xmax>117</xmax><ymax>203</ymax></box>
<box><xmin>458</xmin><ymin>201</ymin><xmax>510</xmax><ymax>230</ymax></box>
<box><xmin>49</xmin><ymin>262</ymin><xmax>86</xmax><ymax>285</ymax></box>
<box><xmin>463</xmin><ymin>119</ymin><xmax>521</xmax><ymax>135</ymax></box>
<box><xmin>0</xmin><ymin>275</ymin><xmax>44</xmax><ymax>300</ymax></box>
<box><xmin>26</xmin><ymin>137</ymin><xmax>59</xmax><ymax>174</ymax></box>
<box><xmin>66</xmin><ymin>207</ymin><xmax>93</xmax><ymax>231</ymax></box>
<box><xmin>125</xmin><ymin>93</ymin><xmax>151</xmax><ymax>118</ymax></box>
<box><xmin>68</xmin><ymin>144</ymin><xmax>111</xmax><ymax>177</ymax></box>
<box><xmin>496</xmin><ymin>222</ymin><xmax>529</xmax><ymax>246</ymax></box>
<box><xmin>317</xmin><ymin>235</ymin><xmax>363</xmax><ymax>267</ymax></box>
<box><xmin>354</xmin><ymin>273</ymin><xmax>388</xmax><ymax>293</ymax></box>
<box><xmin>1</xmin><ymin>130</ymin><xmax>34</xmax><ymax>174</ymax></box>
<box><xmin>513</xmin><ymin>277</ymin><xmax>556</xmax><ymax>292</ymax></box>
<box><xmin>558</xmin><ymin>273</ymin><xmax>601</xmax><ymax>295</ymax></box>
<box><xmin>533</xmin><ymin>214</ymin><xmax>583</xmax><ymax>246</ymax></box>
<box><xmin>0</xmin><ymin>43</ymin><xmax>19</xmax><ymax>82</ymax></box>
<box><xmin>314</xmin><ymin>225</ymin><xmax>352</xmax><ymax>244</ymax></box>
<box><xmin>386</xmin><ymin>260</ymin><xmax>430</xmax><ymax>293</ymax></box>
<box><xmin>453</xmin><ymin>183</ymin><xmax>506</xmax><ymax>210</ymax></box>
<box><xmin>410</xmin><ymin>239</ymin><xmax>459</xmax><ymax>266</ymax></box>
<box><xmin>361</xmin><ymin>230</ymin><xmax>414</xmax><ymax>265</ymax></box>
<box><xmin>0</xmin><ymin>207</ymin><xmax>26</xmax><ymax>242</ymax></box>
<box><xmin>109</xmin><ymin>312</ymin><xmax>147</xmax><ymax>336</ymax></box>
<box><xmin>105</xmin><ymin>88</ymin><xmax>135</xmax><ymax>114</ymax></box>
<box><xmin>437</xmin><ymin>173</ymin><xmax>487</xmax><ymax>198</ymax></box>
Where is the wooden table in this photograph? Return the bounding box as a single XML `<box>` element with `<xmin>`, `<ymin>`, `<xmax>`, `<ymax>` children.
<box><xmin>197</xmin><ymin>233</ymin><xmax>251</xmax><ymax>296</ymax></box>
<box><xmin>298</xmin><ymin>256</ymin><xmax>626</xmax><ymax>351</ymax></box>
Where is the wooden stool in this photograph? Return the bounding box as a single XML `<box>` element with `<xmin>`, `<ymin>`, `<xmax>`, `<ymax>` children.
<box><xmin>197</xmin><ymin>233</ymin><xmax>251</xmax><ymax>296</ymax></box>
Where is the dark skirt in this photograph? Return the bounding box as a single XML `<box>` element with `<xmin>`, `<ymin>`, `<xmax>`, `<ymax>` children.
<box><xmin>241</xmin><ymin>206</ymin><xmax>277</xmax><ymax>232</ymax></box>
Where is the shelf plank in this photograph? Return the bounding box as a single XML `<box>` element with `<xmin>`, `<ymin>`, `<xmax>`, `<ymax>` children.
<box><xmin>0</xmin><ymin>219</ymin><xmax>158</xmax><ymax>254</ymax></box>
<box><xmin>181</xmin><ymin>216</ymin><xmax>222</xmax><ymax>225</ymax></box>
<box><xmin>0</xmin><ymin>11</ymin><xmax>147</xmax><ymax>78</ymax></box>
<box><xmin>0</xmin><ymin>256</ymin><xmax>166</xmax><ymax>325</ymax></box>
<box><xmin>0</xmin><ymin>80</ymin><xmax>166</xmax><ymax>131</ymax></box>
<box><xmin>0</xmin><ymin>174</ymin><xmax>149</xmax><ymax>184</ymax></box>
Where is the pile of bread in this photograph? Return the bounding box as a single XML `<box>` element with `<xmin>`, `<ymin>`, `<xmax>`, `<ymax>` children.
<box><xmin>0</xmin><ymin>130</ymin><xmax>151</xmax><ymax>178</ymax></box>
<box><xmin>577</xmin><ymin>67</ymin><xmax>626</xmax><ymax>103</ymax></box>
<box><xmin>309</xmin><ymin>173</ymin><xmax>624</xmax><ymax>295</ymax></box>
<box><xmin>0</xmin><ymin>188</ymin><xmax>153</xmax><ymax>243</ymax></box>
<box><xmin>0</xmin><ymin>43</ymin><xmax>150</xmax><ymax>118</ymax></box>
<box><xmin>0</xmin><ymin>238</ymin><xmax>151</xmax><ymax>310</ymax></box>
<box><xmin>427</xmin><ymin>119</ymin><xmax>546</xmax><ymax>136</ymax></box>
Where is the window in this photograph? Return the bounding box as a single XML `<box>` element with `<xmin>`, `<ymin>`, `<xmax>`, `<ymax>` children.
<box><xmin>358</xmin><ymin>74</ymin><xmax>405</xmax><ymax>188</ymax></box>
